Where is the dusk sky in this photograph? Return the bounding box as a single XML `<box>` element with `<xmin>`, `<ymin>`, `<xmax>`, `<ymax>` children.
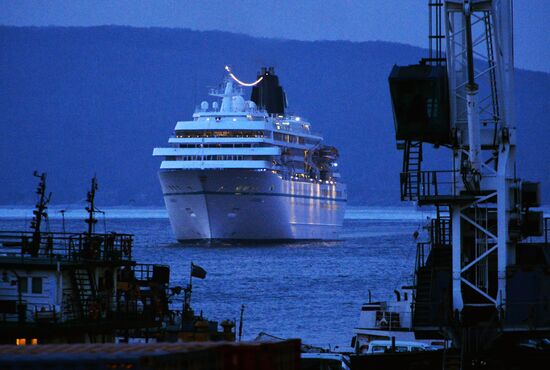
<box><xmin>1</xmin><ymin>0</ymin><xmax>549</xmax><ymax>73</ymax></box>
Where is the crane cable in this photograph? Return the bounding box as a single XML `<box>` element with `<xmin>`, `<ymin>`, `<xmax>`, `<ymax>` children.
<box><xmin>225</xmin><ymin>65</ymin><xmax>264</xmax><ymax>87</ymax></box>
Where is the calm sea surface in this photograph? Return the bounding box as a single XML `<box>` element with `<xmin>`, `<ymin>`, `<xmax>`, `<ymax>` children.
<box><xmin>0</xmin><ymin>206</ymin><xmax>490</xmax><ymax>348</ymax></box>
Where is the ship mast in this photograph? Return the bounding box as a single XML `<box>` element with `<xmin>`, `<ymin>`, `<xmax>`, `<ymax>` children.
<box><xmin>30</xmin><ymin>171</ymin><xmax>51</xmax><ymax>256</ymax></box>
<box><xmin>85</xmin><ymin>176</ymin><xmax>99</xmax><ymax>236</ymax></box>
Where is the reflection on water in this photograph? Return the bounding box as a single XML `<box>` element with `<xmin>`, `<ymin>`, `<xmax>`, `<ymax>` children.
<box><xmin>0</xmin><ymin>205</ymin><xmax>434</xmax><ymax>220</ymax></box>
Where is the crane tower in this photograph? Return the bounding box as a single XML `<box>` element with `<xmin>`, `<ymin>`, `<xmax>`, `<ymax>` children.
<box><xmin>389</xmin><ymin>0</ymin><xmax>549</xmax><ymax>352</ymax></box>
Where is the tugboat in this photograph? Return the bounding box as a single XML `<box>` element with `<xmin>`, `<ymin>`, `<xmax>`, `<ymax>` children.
<box><xmin>0</xmin><ymin>172</ymin><xmax>235</xmax><ymax>344</ymax></box>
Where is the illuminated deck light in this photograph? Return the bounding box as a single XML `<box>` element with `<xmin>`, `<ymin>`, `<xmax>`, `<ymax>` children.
<box><xmin>225</xmin><ymin>65</ymin><xmax>264</xmax><ymax>87</ymax></box>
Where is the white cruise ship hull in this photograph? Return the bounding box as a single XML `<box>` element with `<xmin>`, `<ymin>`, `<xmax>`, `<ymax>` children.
<box><xmin>159</xmin><ymin>169</ymin><xmax>347</xmax><ymax>242</ymax></box>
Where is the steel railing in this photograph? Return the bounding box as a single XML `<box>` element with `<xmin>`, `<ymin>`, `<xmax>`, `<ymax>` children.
<box><xmin>401</xmin><ymin>170</ymin><xmax>458</xmax><ymax>201</ymax></box>
<box><xmin>0</xmin><ymin>231</ymin><xmax>134</xmax><ymax>262</ymax></box>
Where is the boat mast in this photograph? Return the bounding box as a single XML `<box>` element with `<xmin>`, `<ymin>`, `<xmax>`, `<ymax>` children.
<box><xmin>85</xmin><ymin>176</ymin><xmax>99</xmax><ymax>236</ymax></box>
<box><xmin>30</xmin><ymin>171</ymin><xmax>51</xmax><ymax>255</ymax></box>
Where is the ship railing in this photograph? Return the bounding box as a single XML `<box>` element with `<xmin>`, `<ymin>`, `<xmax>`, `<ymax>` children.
<box><xmin>60</xmin><ymin>288</ymin><xmax>163</xmax><ymax>325</ymax></box>
<box><xmin>372</xmin><ymin>310</ymin><xmax>411</xmax><ymax>330</ymax></box>
<box><xmin>33</xmin><ymin>304</ymin><xmax>59</xmax><ymax>323</ymax></box>
<box><xmin>113</xmin><ymin>285</ymin><xmax>166</xmax><ymax>323</ymax></box>
<box><xmin>0</xmin><ymin>291</ymin><xmax>162</xmax><ymax>327</ymax></box>
<box><xmin>400</xmin><ymin>170</ymin><xmax>459</xmax><ymax>203</ymax></box>
<box><xmin>0</xmin><ymin>231</ymin><xmax>134</xmax><ymax>263</ymax></box>
<box><xmin>61</xmin><ymin>289</ymin><xmax>111</xmax><ymax>323</ymax></box>
<box><xmin>271</xmin><ymin>123</ymin><xmax>322</xmax><ymax>137</ymax></box>
<box><xmin>208</xmin><ymin>85</ymin><xmax>244</xmax><ymax>97</ymax></box>
<box><xmin>0</xmin><ymin>300</ymin><xmax>60</xmax><ymax>324</ymax></box>
<box><xmin>194</xmin><ymin>104</ymin><xmax>265</xmax><ymax>114</ymax></box>
<box><xmin>118</xmin><ymin>263</ymin><xmax>171</xmax><ymax>285</ymax></box>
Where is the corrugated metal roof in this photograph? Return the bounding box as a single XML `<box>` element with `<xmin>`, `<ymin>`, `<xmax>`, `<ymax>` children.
<box><xmin>0</xmin><ymin>342</ymin><xmax>222</xmax><ymax>356</ymax></box>
<box><xmin>0</xmin><ymin>340</ymin><xmax>301</xmax><ymax>356</ymax></box>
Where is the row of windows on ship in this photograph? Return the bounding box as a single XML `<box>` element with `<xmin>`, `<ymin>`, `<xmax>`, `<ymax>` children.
<box><xmin>165</xmin><ymin>148</ymin><xmax>306</xmax><ymax>162</ymax></box>
<box><xmin>174</xmin><ymin>130</ymin><xmax>319</xmax><ymax>145</ymax></box>
<box><xmin>193</xmin><ymin>116</ymin><xmax>312</xmax><ymax>132</ymax></box>
<box><xmin>166</xmin><ymin>155</ymin><xmax>273</xmax><ymax>161</ymax></box>
<box><xmin>173</xmin><ymin>144</ymin><xmax>306</xmax><ymax>153</ymax></box>
<box><xmin>165</xmin><ymin>184</ymin><xmax>342</xmax><ymax>196</ymax></box>
<box><xmin>177</xmin><ymin>143</ymin><xmax>259</xmax><ymax>148</ymax></box>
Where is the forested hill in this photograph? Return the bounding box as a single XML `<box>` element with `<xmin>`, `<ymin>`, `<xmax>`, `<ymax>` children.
<box><xmin>1</xmin><ymin>26</ymin><xmax>548</xmax><ymax>205</ymax></box>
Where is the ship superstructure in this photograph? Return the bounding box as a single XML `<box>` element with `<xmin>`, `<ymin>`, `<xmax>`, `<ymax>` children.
<box><xmin>153</xmin><ymin>67</ymin><xmax>346</xmax><ymax>242</ymax></box>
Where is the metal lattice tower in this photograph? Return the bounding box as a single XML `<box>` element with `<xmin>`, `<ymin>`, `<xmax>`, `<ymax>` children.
<box><xmin>390</xmin><ymin>0</ymin><xmax>549</xmax><ymax>354</ymax></box>
<box><xmin>444</xmin><ymin>0</ymin><xmax>516</xmax><ymax>316</ymax></box>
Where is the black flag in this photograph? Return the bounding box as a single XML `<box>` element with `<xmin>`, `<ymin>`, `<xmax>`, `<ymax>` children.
<box><xmin>191</xmin><ymin>263</ymin><xmax>207</xmax><ymax>279</ymax></box>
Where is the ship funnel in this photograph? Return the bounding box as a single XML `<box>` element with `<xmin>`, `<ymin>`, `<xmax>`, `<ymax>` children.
<box><xmin>250</xmin><ymin>67</ymin><xmax>286</xmax><ymax>115</ymax></box>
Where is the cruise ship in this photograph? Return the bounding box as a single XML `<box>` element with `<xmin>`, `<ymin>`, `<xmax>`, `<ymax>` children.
<box><xmin>153</xmin><ymin>67</ymin><xmax>347</xmax><ymax>242</ymax></box>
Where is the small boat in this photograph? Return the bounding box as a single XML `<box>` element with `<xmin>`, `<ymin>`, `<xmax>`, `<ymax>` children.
<box><xmin>351</xmin><ymin>288</ymin><xmax>446</xmax><ymax>354</ymax></box>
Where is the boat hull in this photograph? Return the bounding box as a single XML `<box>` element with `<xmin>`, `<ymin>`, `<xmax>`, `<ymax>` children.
<box><xmin>159</xmin><ymin>169</ymin><xmax>347</xmax><ymax>242</ymax></box>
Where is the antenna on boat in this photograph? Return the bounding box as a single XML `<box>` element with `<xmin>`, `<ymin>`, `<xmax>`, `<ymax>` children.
<box><xmin>85</xmin><ymin>175</ymin><xmax>99</xmax><ymax>236</ymax></box>
<box><xmin>59</xmin><ymin>210</ymin><xmax>66</xmax><ymax>233</ymax></box>
<box><xmin>30</xmin><ymin>171</ymin><xmax>51</xmax><ymax>256</ymax></box>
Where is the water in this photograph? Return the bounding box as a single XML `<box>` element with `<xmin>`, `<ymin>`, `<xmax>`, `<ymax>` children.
<box><xmin>0</xmin><ymin>206</ymin><xmax>452</xmax><ymax>348</ymax></box>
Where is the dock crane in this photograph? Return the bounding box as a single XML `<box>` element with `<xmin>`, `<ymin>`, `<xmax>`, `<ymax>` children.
<box><xmin>389</xmin><ymin>0</ymin><xmax>550</xmax><ymax>361</ymax></box>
